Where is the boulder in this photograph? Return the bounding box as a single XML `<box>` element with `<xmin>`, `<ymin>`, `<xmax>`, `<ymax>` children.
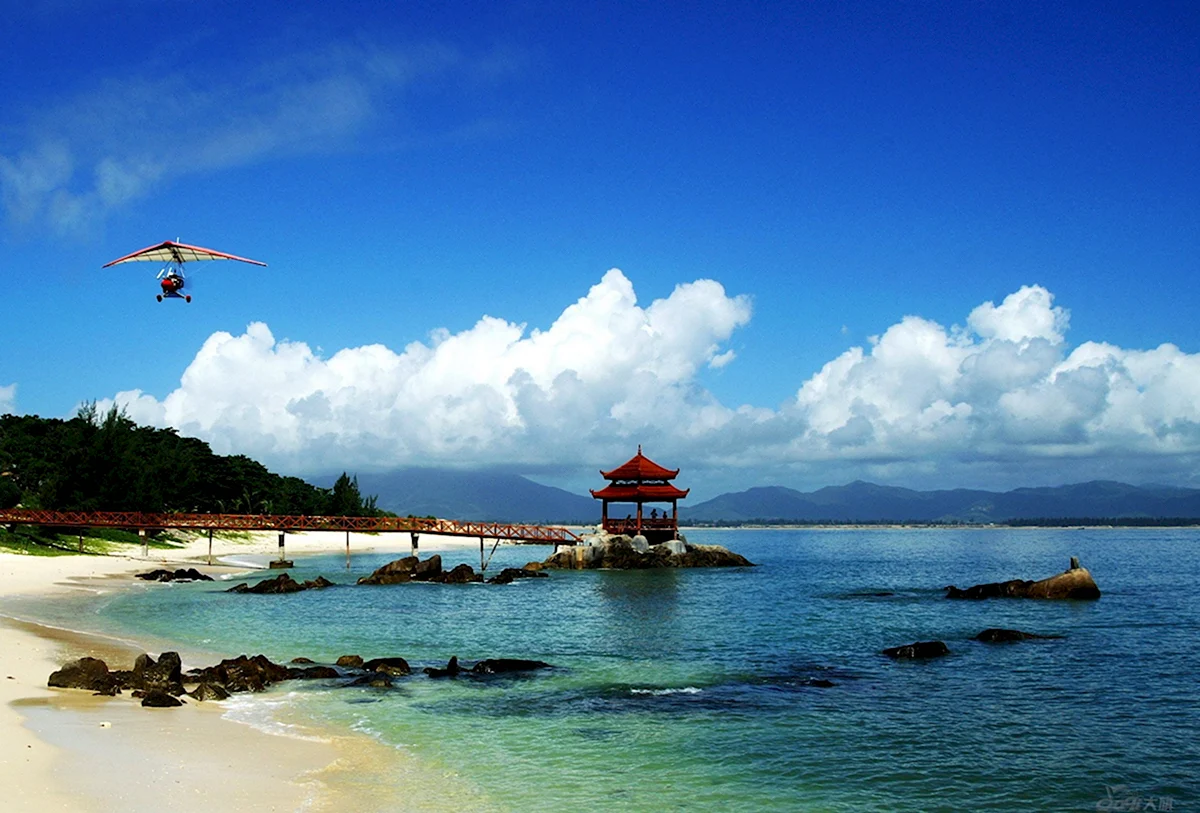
<box><xmin>132</xmin><ymin>651</ymin><xmax>184</xmax><ymax>694</ymax></box>
<box><xmin>286</xmin><ymin>665</ymin><xmax>341</xmax><ymax>680</ymax></box>
<box><xmin>946</xmin><ymin>558</ymin><xmax>1100</xmax><ymax>600</ymax></box>
<box><xmin>485</xmin><ymin>568</ymin><xmax>549</xmax><ymax>585</ymax></box>
<box><xmin>346</xmin><ymin>672</ymin><xmax>394</xmax><ymax>688</ymax></box>
<box><xmin>538</xmin><ymin>535</ymin><xmax>754</xmax><ymax>570</ymax></box>
<box><xmin>226</xmin><ymin>574</ymin><xmax>336</xmax><ymax>594</ymax></box>
<box><xmin>358</xmin><ymin>555</ymin><xmax>444</xmax><ymax>585</ymax></box>
<box><xmin>424</xmin><ymin>656</ymin><xmax>462</xmax><ymax>678</ymax></box>
<box><xmin>441</xmin><ymin>563</ymin><xmax>482</xmax><ymax>584</ymax></box>
<box><xmin>882</xmin><ymin>641</ymin><xmax>951</xmax><ymax>660</ymax></box>
<box><xmin>135</xmin><ymin>568</ymin><xmax>214</xmax><ymax>582</ymax></box>
<box><xmin>140</xmin><ymin>689</ymin><xmax>184</xmax><ymax>708</ymax></box>
<box><xmin>336</xmin><ymin>655</ymin><xmax>364</xmax><ymax>668</ymax></box>
<box><xmin>291</xmin><ymin>657</ymin><xmax>316</xmax><ymax>664</ymax></box>
<box><xmin>186</xmin><ymin>654</ymin><xmax>290</xmax><ymax>693</ymax></box>
<box><xmin>48</xmin><ymin>657</ymin><xmax>120</xmax><ymax>694</ymax></box>
<box><xmin>469</xmin><ymin>658</ymin><xmax>551</xmax><ymax>675</ymax></box>
<box><xmin>362</xmin><ymin>657</ymin><xmax>411</xmax><ymax>676</ymax></box>
<box><xmin>412</xmin><ymin>555</ymin><xmax>444</xmax><ymax>581</ymax></box>
<box><xmin>188</xmin><ymin>682</ymin><xmax>231</xmax><ymax>702</ymax></box>
<box><xmin>974</xmin><ymin>628</ymin><xmax>1064</xmax><ymax>643</ymax></box>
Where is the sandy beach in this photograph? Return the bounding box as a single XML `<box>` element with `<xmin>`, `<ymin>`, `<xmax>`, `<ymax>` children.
<box><xmin>0</xmin><ymin>530</ymin><xmax>491</xmax><ymax>813</ymax></box>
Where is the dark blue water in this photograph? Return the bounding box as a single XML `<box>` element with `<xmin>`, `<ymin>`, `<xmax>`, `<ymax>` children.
<box><xmin>50</xmin><ymin>529</ymin><xmax>1200</xmax><ymax>810</ymax></box>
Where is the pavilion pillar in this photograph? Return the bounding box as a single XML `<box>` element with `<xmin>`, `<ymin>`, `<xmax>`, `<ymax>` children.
<box><xmin>636</xmin><ymin>502</ymin><xmax>643</xmax><ymax>534</ymax></box>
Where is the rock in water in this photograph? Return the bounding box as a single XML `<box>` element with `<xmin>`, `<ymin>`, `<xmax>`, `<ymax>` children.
<box><xmin>538</xmin><ymin>534</ymin><xmax>754</xmax><ymax>570</ymax></box>
<box><xmin>946</xmin><ymin>558</ymin><xmax>1100</xmax><ymax>600</ymax></box>
<box><xmin>358</xmin><ymin>555</ymin><xmax>442</xmax><ymax>585</ymax></box>
<box><xmin>424</xmin><ymin>656</ymin><xmax>462</xmax><ymax>678</ymax></box>
<box><xmin>362</xmin><ymin>657</ymin><xmax>411</xmax><ymax>676</ymax></box>
<box><xmin>973</xmin><ymin>628</ymin><xmax>1064</xmax><ymax>643</ymax></box>
<box><xmin>227</xmin><ymin>573</ymin><xmax>336</xmax><ymax>594</ymax></box>
<box><xmin>882</xmin><ymin>641</ymin><xmax>951</xmax><ymax>660</ymax></box>
<box><xmin>469</xmin><ymin>658</ymin><xmax>551</xmax><ymax>675</ymax></box>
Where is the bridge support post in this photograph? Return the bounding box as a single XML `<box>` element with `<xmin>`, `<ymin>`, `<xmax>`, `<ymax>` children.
<box><xmin>346</xmin><ymin>530</ymin><xmax>351</xmax><ymax>570</ymax></box>
<box><xmin>480</xmin><ymin>536</ymin><xmax>485</xmax><ymax>572</ymax></box>
<box><xmin>269</xmin><ymin>531</ymin><xmax>293</xmax><ymax>569</ymax></box>
<box><xmin>139</xmin><ymin>528</ymin><xmax>147</xmax><ymax>557</ymax></box>
<box><xmin>78</xmin><ymin>530</ymin><xmax>84</xmax><ymax>553</ymax></box>
<box><xmin>208</xmin><ymin>529</ymin><xmax>214</xmax><ymax>565</ymax></box>
<box><xmin>410</xmin><ymin>532</ymin><xmax>419</xmax><ymax>555</ymax></box>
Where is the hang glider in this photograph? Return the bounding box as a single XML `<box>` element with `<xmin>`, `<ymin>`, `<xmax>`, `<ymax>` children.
<box><xmin>103</xmin><ymin>240</ymin><xmax>267</xmax><ymax>303</ymax></box>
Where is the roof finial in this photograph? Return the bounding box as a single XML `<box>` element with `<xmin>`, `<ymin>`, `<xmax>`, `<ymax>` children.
<box><xmin>637</xmin><ymin>444</ymin><xmax>642</xmax><ymax>455</ymax></box>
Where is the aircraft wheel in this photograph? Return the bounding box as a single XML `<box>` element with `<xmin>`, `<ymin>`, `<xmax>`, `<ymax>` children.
<box><xmin>185</xmin><ymin>295</ymin><xmax>192</xmax><ymax>303</ymax></box>
<box><xmin>156</xmin><ymin>295</ymin><xmax>163</xmax><ymax>302</ymax></box>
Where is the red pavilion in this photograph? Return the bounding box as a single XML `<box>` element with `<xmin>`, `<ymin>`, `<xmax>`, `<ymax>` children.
<box><xmin>590</xmin><ymin>446</ymin><xmax>689</xmax><ymax>542</ymax></box>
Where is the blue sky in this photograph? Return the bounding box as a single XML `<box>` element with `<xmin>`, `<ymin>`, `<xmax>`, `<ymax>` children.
<box><xmin>1</xmin><ymin>1</ymin><xmax>1198</xmax><ymax>500</ymax></box>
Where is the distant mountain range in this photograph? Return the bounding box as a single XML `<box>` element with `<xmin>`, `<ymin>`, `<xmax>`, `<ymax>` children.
<box><xmin>314</xmin><ymin>468</ymin><xmax>598</xmax><ymax>524</ymax></box>
<box><xmin>314</xmin><ymin>469</ymin><xmax>1200</xmax><ymax>525</ymax></box>
<box><xmin>681</xmin><ymin>480</ymin><xmax>1200</xmax><ymax>523</ymax></box>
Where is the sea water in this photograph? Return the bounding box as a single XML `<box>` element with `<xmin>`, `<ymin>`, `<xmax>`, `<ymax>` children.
<box><xmin>19</xmin><ymin>529</ymin><xmax>1200</xmax><ymax>811</ymax></box>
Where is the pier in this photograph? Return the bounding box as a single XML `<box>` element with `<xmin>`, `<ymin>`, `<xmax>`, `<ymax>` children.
<box><xmin>0</xmin><ymin>508</ymin><xmax>580</xmax><ymax>567</ymax></box>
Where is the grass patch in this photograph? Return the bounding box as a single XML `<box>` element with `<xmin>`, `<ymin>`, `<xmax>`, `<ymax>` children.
<box><xmin>0</xmin><ymin>525</ymin><xmax>186</xmax><ymax>556</ymax></box>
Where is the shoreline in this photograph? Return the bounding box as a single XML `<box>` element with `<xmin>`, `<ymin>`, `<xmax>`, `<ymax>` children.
<box><xmin>0</xmin><ymin>530</ymin><xmax>501</xmax><ymax>812</ymax></box>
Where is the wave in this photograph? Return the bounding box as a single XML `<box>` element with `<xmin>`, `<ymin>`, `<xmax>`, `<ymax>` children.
<box><xmin>629</xmin><ymin>686</ymin><xmax>703</xmax><ymax>696</ymax></box>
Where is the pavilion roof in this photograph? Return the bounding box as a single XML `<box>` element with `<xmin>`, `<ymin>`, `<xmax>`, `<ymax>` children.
<box><xmin>590</xmin><ymin>483</ymin><xmax>689</xmax><ymax>502</ymax></box>
<box><xmin>600</xmin><ymin>446</ymin><xmax>679</xmax><ymax>481</ymax></box>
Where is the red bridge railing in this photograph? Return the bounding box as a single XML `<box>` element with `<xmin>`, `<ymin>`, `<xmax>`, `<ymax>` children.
<box><xmin>0</xmin><ymin>509</ymin><xmax>580</xmax><ymax>544</ymax></box>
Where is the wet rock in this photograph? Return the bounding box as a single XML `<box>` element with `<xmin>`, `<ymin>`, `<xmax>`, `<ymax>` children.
<box><xmin>336</xmin><ymin>655</ymin><xmax>364</xmax><ymax>668</ymax></box>
<box><xmin>424</xmin><ymin>656</ymin><xmax>462</xmax><ymax>678</ymax></box>
<box><xmin>135</xmin><ymin>568</ymin><xmax>214</xmax><ymax>582</ymax></box>
<box><xmin>882</xmin><ymin>641</ymin><xmax>951</xmax><ymax>660</ymax></box>
<box><xmin>186</xmin><ymin>654</ymin><xmax>290</xmax><ymax>693</ymax></box>
<box><xmin>974</xmin><ymin>628</ymin><xmax>1064</xmax><ymax>643</ymax></box>
<box><xmin>287</xmin><ymin>665</ymin><xmax>341</xmax><ymax>679</ymax></box>
<box><xmin>188</xmin><ymin>682</ymin><xmax>230</xmax><ymax>702</ymax></box>
<box><xmin>946</xmin><ymin>558</ymin><xmax>1100</xmax><ymax>600</ymax></box>
<box><xmin>486</xmin><ymin>568</ymin><xmax>549</xmax><ymax>585</ymax></box>
<box><xmin>140</xmin><ymin>688</ymin><xmax>184</xmax><ymax>707</ymax></box>
<box><xmin>226</xmin><ymin>573</ymin><xmax>336</xmax><ymax>594</ymax></box>
<box><xmin>538</xmin><ymin>535</ymin><xmax>754</xmax><ymax>570</ymax></box>
<box><xmin>132</xmin><ymin>652</ymin><xmax>184</xmax><ymax>695</ymax></box>
<box><xmin>469</xmin><ymin>658</ymin><xmax>552</xmax><ymax>675</ymax></box>
<box><xmin>48</xmin><ymin>657</ymin><xmax>120</xmax><ymax>694</ymax></box>
<box><xmin>804</xmin><ymin>678</ymin><xmax>836</xmax><ymax>688</ymax></box>
<box><xmin>291</xmin><ymin>657</ymin><xmax>315</xmax><ymax>664</ymax></box>
<box><xmin>362</xmin><ymin>657</ymin><xmax>411</xmax><ymax>676</ymax></box>
<box><xmin>441</xmin><ymin>563</ymin><xmax>483</xmax><ymax>584</ymax></box>
<box><xmin>346</xmin><ymin>672</ymin><xmax>394</xmax><ymax>688</ymax></box>
<box><xmin>357</xmin><ymin>555</ymin><xmax>437</xmax><ymax>585</ymax></box>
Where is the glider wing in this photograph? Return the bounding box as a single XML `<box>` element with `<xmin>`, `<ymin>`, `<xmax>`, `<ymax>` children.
<box><xmin>103</xmin><ymin>240</ymin><xmax>267</xmax><ymax>267</ymax></box>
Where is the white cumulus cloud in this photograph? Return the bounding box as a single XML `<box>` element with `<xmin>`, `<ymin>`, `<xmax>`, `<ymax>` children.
<box><xmin>107</xmin><ymin>269</ymin><xmax>752</xmax><ymax>473</ymax></box>
<box><xmin>103</xmin><ymin>277</ymin><xmax>1200</xmax><ymax>491</ymax></box>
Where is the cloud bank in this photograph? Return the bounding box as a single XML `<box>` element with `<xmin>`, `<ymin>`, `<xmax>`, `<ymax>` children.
<box><xmin>105</xmin><ymin>271</ymin><xmax>1200</xmax><ymax>491</ymax></box>
<box><xmin>0</xmin><ymin>383</ymin><xmax>15</xmax><ymax>415</ymax></box>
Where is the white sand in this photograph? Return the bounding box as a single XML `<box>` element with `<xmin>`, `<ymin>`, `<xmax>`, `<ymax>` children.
<box><xmin>0</xmin><ymin>530</ymin><xmax>498</xmax><ymax>812</ymax></box>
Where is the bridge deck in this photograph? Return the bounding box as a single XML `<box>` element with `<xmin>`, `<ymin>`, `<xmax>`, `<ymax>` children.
<box><xmin>0</xmin><ymin>509</ymin><xmax>580</xmax><ymax>544</ymax></box>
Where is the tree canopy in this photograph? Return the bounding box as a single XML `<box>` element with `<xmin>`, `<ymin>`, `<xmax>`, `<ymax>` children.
<box><xmin>0</xmin><ymin>406</ymin><xmax>383</xmax><ymax>516</ymax></box>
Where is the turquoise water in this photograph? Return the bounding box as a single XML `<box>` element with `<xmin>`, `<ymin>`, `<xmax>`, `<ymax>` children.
<box><xmin>26</xmin><ymin>529</ymin><xmax>1200</xmax><ymax>810</ymax></box>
